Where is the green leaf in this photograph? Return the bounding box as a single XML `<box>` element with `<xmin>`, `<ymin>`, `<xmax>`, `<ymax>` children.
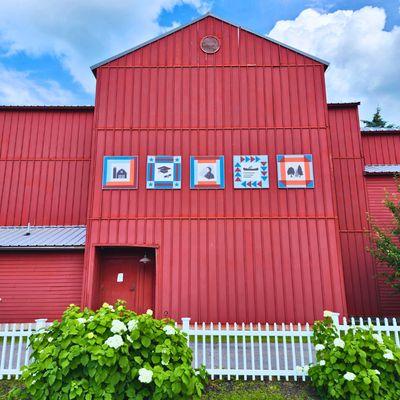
<box><xmin>133</xmin><ymin>356</ymin><xmax>143</xmax><ymax>365</ymax></box>
<box><xmin>141</xmin><ymin>336</ymin><xmax>151</xmax><ymax>348</ymax></box>
<box><xmin>172</xmin><ymin>382</ymin><xmax>181</xmax><ymax>394</ymax></box>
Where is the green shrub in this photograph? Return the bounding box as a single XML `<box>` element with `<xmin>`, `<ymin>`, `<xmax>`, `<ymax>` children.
<box><xmin>307</xmin><ymin>312</ymin><xmax>400</xmax><ymax>399</ymax></box>
<box><xmin>10</xmin><ymin>302</ymin><xmax>207</xmax><ymax>399</ymax></box>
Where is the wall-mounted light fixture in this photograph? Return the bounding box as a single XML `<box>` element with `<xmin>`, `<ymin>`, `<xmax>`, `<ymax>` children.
<box><xmin>139</xmin><ymin>253</ymin><xmax>151</xmax><ymax>264</ymax></box>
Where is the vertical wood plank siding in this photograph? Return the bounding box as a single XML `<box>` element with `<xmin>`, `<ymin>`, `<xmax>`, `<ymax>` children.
<box><xmin>362</xmin><ymin>127</ymin><xmax>400</xmax><ymax>316</ymax></box>
<box><xmin>328</xmin><ymin>105</ymin><xmax>379</xmax><ymax>316</ymax></box>
<box><xmin>84</xmin><ymin>16</ymin><xmax>347</xmax><ymax>323</ymax></box>
<box><xmin>362</xmin><ymin>133</ymin><xmax>400</xmax><ymax>165</ymax></box>
<box><xmin>0</xmin><ymin>109</ymin><xmax>93</xmax><ymax>226</ymax></box>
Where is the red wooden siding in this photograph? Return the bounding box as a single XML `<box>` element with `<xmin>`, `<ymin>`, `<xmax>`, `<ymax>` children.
<box><xmin>362</xmin><ymin>133</ymin><xmax>400</xmax><ymax>165</ymax></box>
<box><xmin>0</xmin><ymin>250</ymin><xmax>84</xmax><ymax>322</ymax></box>
<box><xmin>83</xmin><ymin>16</ymin><xmax>347</xmax><ymax>323</ymax></box>
<box><xmin>328</xmin><ymin>105</ymin><xmax>379</xmax><ymax>316</ymax></box>
<box><xmin>361</xmin><ymin>129</ymin><xmax>400</xmax><ymax>316</ymax></box>
<box><xmin>366</xmin><ymin>177</ymin><xmax>400</xmax><ymax>316</ymax></box>
<box><xmin>0</xmin><ymin>108</ymin><xmax>93</xmax><ymax>226</ymax></box>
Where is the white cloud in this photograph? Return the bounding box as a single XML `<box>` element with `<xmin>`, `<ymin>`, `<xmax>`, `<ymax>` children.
<box><xmin>269</xmin><ymin>6</ymin><xmax>400</xmax><ymax>124</ymax></box>
<box><xmin>0</xmin><ymin>0</ymin><xmax>210</xmax><ymax>96</ymax></box>
<box><xmin>0</xmin><ymin>64</ymin><xmax>80</xmax><ymax>105</ymax></box>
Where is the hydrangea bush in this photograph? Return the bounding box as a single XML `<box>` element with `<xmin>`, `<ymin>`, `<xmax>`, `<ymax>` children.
<box><xmin>307</xmin><ymin>311</ymin><xmax>400</xmax><ymax>399</ymax></box>
<box><xmin>10</xmin><ymin>302</ymin><xmax>207</xmax><ymax>399</ymax></box>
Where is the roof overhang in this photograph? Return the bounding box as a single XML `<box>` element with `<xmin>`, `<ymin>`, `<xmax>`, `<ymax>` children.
<box><xmin>91</xmin><ymin>13</ymin><xmax>329</xmax><ymax>76</ymax></box>
<box><xmin>364</xmin><ymin>165</ymin><xmax>400</xmax><ymax>175</ymax></box>
<box><xmin>327</xmin><ymin>102</ymin><xmax>360</xmax><ymax>109</ymax></box>
<box><xmin>0</xmin><ymin>246</ymin><xmax>85</xmax><ymax>251</ymax></box>
<box><xmin>361</xmin><ymin>127</ymin><xmax>400</xmax><ymax>135</ymax></box>
<box><xmin>0</xmin><ymin>105</ymin><xmax>94</xmax><ymax>112</ymax></box>
<box><xmin>0</xmin><ymin>226</ymin><xmax>86</xmax><ymax>248</ymax></box>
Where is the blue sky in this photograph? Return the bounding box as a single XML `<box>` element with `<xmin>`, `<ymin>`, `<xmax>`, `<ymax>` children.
<box><xmin>0</xmin><ymin>0</ymin><xmax>398</xmax><ymax>123</ymax></box>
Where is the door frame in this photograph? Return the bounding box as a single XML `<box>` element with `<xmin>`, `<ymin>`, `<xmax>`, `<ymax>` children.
<box><xmin>85</xmin><ymin>244</ymin><xmax>159</xmax><ymax>315</ymax></box>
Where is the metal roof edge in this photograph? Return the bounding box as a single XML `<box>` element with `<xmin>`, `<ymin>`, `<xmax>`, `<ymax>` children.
<box><xmin>0</xmin><ymin>246</ymin><xmax>85</xmax><ymax>251</ymax></box>
<box><xmin>0</xmin><ymin>225</ymin><xmax>86</xmax><ymax>229</ymax></box>
<box><xmin>0</xmin><ymin>105</ymin><xmax>94</xmax><ymax>111</ymax></box>
<box><xmin>364</xmin><ymin>164</ymin><xmax>400</xmax><ymax>175</ymax></box>
<box><xmin>327</xmin><ymin>102</ymin><xmax>360</xmax><ymax>108</ymax></box>
<box><xmin>361</xmin><ymin>128</ymin><xmax>400</xmax><ymax>134</ymax></box>
<box><xmin>90</xmin><ymin>13</ymin><xmax>329</xmax><ymax>75</ymax></box>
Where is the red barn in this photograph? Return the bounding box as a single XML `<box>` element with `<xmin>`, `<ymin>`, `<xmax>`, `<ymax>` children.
<box><xmin>0</xmin><ymin>14</ymin><xmax>399</xmax><ymax>323</ymax></box>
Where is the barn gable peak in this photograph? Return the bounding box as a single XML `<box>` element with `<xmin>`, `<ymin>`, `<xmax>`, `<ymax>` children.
<box><xmin>91</xmin><ymin>13</ymin><xmax>329</xmax><ymax>74</ymax></box>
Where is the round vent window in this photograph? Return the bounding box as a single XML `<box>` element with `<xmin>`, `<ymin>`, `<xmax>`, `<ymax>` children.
<box><xmin>200</xmin><ymin>36</ymin><xmax>220</xmax><ymax>54</ymax></box>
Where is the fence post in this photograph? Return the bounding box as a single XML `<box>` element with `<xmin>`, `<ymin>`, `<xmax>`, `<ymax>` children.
<box><xmin>331</xmin><ymin>313</ymin><xmax>340</xmax><ymax>330</ymax></box>
<box><xmin>181</xmin><ymin>317</ymin><xmax>191</xmax><ymax>333</ymax></box>
<box><xmin>35</xmin><ymin>318</ymin><xmax>47</xmax><ymax>331</ymax></box>
<box><xmin>181</xmin><ymin>318</ymin><xmax>191</xmax><ymax>345</ymax></box>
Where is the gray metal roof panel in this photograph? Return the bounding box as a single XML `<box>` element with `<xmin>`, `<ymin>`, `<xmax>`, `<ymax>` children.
<box><xmin>361</xmin><ymin>127</ymin><xmax>400</xmax><ymax>134</ymax></box>
<box><xmin>0</xmin><ymin>226</ymin><xmax>86</xmax><ymax>248</ymax></box>
<box><xmin>364</xmin><ymin>165</ymin><xmax>400</xmax><ymax>175</ymax></box>
<box><xmin>91</xmin><ymin>13</ymin><xmax>329</xmax><ymax>73</ymax></box>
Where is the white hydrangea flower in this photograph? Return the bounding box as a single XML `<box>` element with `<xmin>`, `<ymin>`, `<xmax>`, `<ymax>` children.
<box><xmin>77</xmin><ymin>318</ymin><xmax>86</xmax><ymax>324</ymax></box>
<box><xmin>383</xmin><ymin>350</ymin><xmax>394</xmax><ymax>360</ymax></box>
<box><xmin>343</xmin><ymin>372</ymin><xmax>356</xmax><ymax>381</ymax></box>
<box><xmin>88</xmin><ymin>316</ymin><xmax>94</xmax><ymax>322</ymax></box>
<box><xmin>127</xmin><ymin>319</ymin><xmax>138</xmax><ymax>332</ymax></box>
<box><xmin>373</xmin><ymin>369</ymin><xmax>380</xmax><ymax>375</ymax></box>
<box><xmin>102</xmin><ymin>303</ymin><xmax>114</xmax><ymax>311</ymax></box>
<box><xmin>195</xmin><ymin>370</ymin><xmax>200</xmax><ymax>376</ymax></box>
<box><xmin>319</xmin><ymin>360</ymin><xmax>326</xmax><ymax>366</ymax></box>
<box><xmin>163</xmin><ymin>325</ymin><xmax>176</xmax><ymax>335</ymax></box>
<box><xmin>295</xmin><ymin>366</ymin><xmax>303</xmax><ymax>373</ymax></box>
<box><xmin>138</xmin><ymin>368</ymin><xmax>153</xmax><ymax>383</ymax></box>
<box><xmin>146</xmin><ymin>309</ymin><xmax>153</xmax><ymax>316</ymax></box>
<box><xmin>105</xmin><ymin>334</ymin><xmax>124</xmax><ymax>349</ymax></box>
<box><xmin>333</xmin><ymin>338</ymin><xmax>345</xmax><ymax>348</ymax></box>
<box><xmin>372</xmin><ymin>334</ymin><xmax>383</xmax><ymax>344</ymax></box>
<box><xmin>323</xmin><ymin>310</ymin><xmax>333</xmax><ymax>318</ymax></box>
<box><xmin>303</xmin><ymin>365</ymin><xmax>309</xmax><ymax>373</ymax></box>
<box><xmin>111</xmin><ymin>320</ymin><xmax>127</xmax><ymax>334</ymax></box>
<box><xmin>315</xmin><ymin>344</ymin><xmax>325</xmax><ymax>351</ymax></box>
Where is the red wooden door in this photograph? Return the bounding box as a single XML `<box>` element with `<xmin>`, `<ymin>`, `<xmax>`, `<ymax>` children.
<box><xmin>99</xmin><ymin>249</ymin><xmax>155</xmax><ymax>314</ymax></box>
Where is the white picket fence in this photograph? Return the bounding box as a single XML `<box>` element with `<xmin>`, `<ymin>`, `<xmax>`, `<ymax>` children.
<box><xmin>1</xmin><ymin>314</ymin><xmax>399</xmax><ymax>380</ymax></box>
<box><xmin>0</xmin><ymin>318</ymin><xmax>48</xmax><ymax>379</ymax></box>
<box><xmin>180</xmin><ymin>314</ymin><xmax>400</xmax><ymax>380</ymax></box>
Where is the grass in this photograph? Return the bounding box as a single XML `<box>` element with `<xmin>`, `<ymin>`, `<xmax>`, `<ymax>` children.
<box><xmin>0</xmin><ymin>379</ymin><xmax>23</xmax><ymax>399</ymax></box>
<box><xmin>202</xmin><ymin>380</ymin><xmax>320</xmax><ymax>399</ymax></box>
<box><xmin>0</xmin><ymin>379</ymin><xmax>320</xmax><ymax>399</ymax></box>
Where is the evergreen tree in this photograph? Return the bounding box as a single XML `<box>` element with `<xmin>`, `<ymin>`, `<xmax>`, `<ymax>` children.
<box><xmin>368</xmin><ymin>178</ymin><xmax>400</xmax><ymax>293</ymax></box>
<box><xmin>362</xmin><ymin>107</ymin><xmax>396</xmax><ymax>128</ymax></box>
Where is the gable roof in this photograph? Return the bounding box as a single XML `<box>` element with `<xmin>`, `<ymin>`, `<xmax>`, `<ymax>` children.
<box><xmin>91</xmin><ymin>13</ymin><xmax>329</xmax><ymax>74</ymax></box>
